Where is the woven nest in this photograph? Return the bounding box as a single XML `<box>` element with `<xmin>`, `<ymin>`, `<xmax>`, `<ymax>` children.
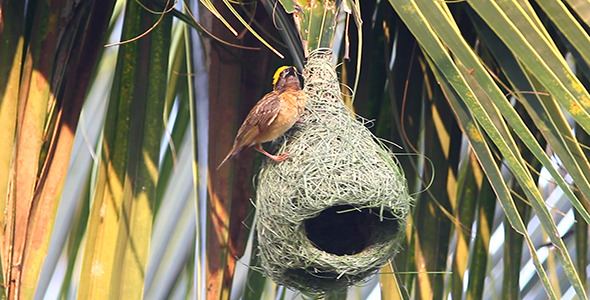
<box><xmin>255</xmin><ymin>49</ymin><xmax>413</xmax><ymax>296</ymax></box>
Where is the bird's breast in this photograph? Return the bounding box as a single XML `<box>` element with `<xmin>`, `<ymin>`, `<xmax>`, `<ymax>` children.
<box><xmin>257</xmin><ymin>90</ymin><xmax>306</xmax><ymax>143</ymax></box>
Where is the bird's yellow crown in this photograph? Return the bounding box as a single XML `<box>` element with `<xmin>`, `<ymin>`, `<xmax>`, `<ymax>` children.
<box><xmin>272</xmin><ymin>66</ymin><xmax>296</xmax><ymax>85</ymax></box>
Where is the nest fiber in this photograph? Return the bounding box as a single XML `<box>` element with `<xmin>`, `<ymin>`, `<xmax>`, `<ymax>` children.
<box><xmin>256</xmin><ymin>49</ymin><xmax>413</xmax><ymax>295</ymax></box>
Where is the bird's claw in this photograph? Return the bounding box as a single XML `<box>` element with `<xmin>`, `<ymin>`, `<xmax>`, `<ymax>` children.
<box><xmin>256</xmin><ymin>146</ymin><xmax>292</xmax><ymax>162</ymax></box>
<box><xmin>270</xmin><ymin>152</ymin><xmax>291</xmax><ymax>162</ymax></box>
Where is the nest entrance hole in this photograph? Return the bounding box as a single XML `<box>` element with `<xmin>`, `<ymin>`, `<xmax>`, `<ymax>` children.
<box><xmin>304</xmin><ymin>205</ymin><xmax>400</xmax><ymax>256</ymax></box>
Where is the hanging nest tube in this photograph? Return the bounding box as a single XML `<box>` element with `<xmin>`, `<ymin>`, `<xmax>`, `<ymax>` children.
<box><xmin>255</xmin><ymin>49</ymin><xmax>413</xmax><ymax>296</ymax></box>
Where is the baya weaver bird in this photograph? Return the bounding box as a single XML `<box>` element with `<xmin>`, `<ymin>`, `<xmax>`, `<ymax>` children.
<box><xmin>217</xmin><ymin>66</ymin><xmax>307</xmax><ymax>169</ymax></box>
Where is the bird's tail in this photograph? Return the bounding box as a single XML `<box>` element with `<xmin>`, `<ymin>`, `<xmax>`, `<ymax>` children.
<box><xmin>216</xmin><ymin>144</ymin><xmax>239</xmax><ymax>170</ymax></box>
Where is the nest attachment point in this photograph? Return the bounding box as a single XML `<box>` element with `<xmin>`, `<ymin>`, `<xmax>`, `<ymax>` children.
<box><xmin>255</xmin><ymin>49</ymin><xmax>413</xmax><ymax>296</ymax></box>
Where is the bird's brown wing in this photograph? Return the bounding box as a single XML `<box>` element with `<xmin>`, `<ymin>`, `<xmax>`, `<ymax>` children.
<box><xmin>235</xmin><ymin>91</ymin><xmax>281</xmax><ymax>146</ymax></box>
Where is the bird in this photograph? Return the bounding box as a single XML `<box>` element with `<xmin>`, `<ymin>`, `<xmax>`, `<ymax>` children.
<box><xmin>217</xmin><ymin>66</ymin><xmax>307</xmax><ymax>169</ymax></box>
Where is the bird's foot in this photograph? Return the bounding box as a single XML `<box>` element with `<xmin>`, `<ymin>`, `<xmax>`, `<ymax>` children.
<box><xmin>269</xmin><ymin>152</ymin><xmax>291</xmax><ymax>162</ymax></box>
<box><xmin>256</xmin><ymin>146</ymin><xmax>292</xmax><ymax>162</ymax></box>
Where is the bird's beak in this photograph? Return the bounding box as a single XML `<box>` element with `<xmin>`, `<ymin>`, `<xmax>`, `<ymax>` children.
<box><xmin>286</xmin><ymin>67</ymin><xmax>297</xmax><ymax>76</ymax></box>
